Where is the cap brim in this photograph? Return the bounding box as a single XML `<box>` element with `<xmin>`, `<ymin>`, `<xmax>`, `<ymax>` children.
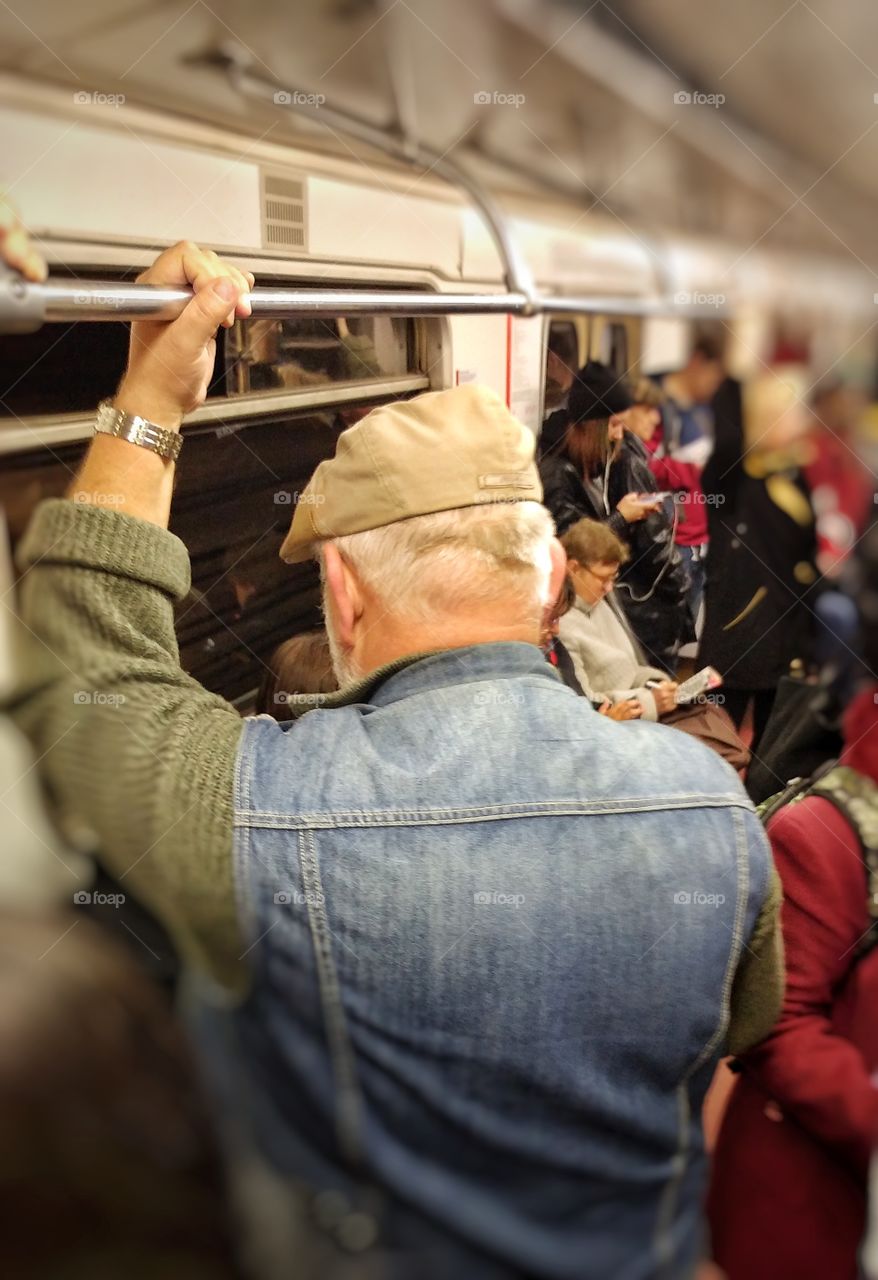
<box><xmin>279</xmin><ymin>502</ymin><xmax>318</xmax><ymax>564</ymax></box>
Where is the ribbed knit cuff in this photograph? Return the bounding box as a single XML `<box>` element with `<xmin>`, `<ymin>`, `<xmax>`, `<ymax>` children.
<box><xmin>635</xmin><ymin>689</ymin><xmax>659</xmax><ymax>721</ymax></box>
<box><xmin>16</xmin><ymin>499</ymin><xmax>191</xmax><ymax>600</ymax></box>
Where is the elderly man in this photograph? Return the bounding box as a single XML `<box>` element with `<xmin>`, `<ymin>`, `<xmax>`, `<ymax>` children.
<box><xmin>12</xmin><ymin>242</ymin><xmax>782</xmax><ymax>1280</ymax></box>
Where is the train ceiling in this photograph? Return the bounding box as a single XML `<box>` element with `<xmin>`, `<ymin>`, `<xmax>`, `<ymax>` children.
<box><xmin>1</xmin><ymin>0</ymin><xmax>877</xmax><ymax>275</ymax></box>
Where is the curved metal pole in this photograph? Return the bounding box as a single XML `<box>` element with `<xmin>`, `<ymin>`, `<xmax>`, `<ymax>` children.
<box><xmin>205</xmin><ymin>46</ymin><xmax>538</xmax><ymax>311</ymax></box>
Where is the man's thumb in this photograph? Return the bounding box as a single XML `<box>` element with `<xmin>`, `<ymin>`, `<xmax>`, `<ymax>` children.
<box><xmin>178</xmin><ymin>277</ymin><xmax>239</xmax><ymax>343</ymax></box>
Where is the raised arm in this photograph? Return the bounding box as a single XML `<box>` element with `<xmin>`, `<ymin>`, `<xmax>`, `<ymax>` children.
<box><xmin>10</xmin><ymin>243</ymin><xmax>257</xmax><ymax>989</ymax></box>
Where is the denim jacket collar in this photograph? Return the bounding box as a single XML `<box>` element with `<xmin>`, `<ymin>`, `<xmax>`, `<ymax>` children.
<box><xmin>364</xmin><ymin>642</ymin><xmax>561</xmax><ymax>709</ymax></box>
<box><xmin>286</xmin><ymin>642</ymin><xmax>561</xmax><ymax>718</ymax></box>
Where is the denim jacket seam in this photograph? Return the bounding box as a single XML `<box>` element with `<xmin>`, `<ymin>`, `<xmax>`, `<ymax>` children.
<box><xmin>298</xmin><ymin>829</ymin><xmax>364</xmax><ymax>1165</ymax></box>
<box><xmin>234</xmin><ymin>794</ymin><xmax>753</xmax><ymax>828</ymax></box>
<box><xmin>651</xmin><ymin>805</ymin><xmax>752</xmax><ymax>1272</ymax></box>
<box><xmin>232</xmin><ymin>720</ymin><xmax>260</xmax><ymax>946</ymax></box>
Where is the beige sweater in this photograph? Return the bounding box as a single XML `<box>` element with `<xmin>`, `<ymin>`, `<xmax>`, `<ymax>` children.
<box><xmin>559</xmin><ymin>595</ymin><xmax>667</xmax><ymax>719</ymax></box>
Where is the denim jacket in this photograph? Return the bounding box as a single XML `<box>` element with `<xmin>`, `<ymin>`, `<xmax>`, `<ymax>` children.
<box><xmin>227</xmin><ymin>642</ymin><xmax>774</xmax><ymax>1279</ymax></box>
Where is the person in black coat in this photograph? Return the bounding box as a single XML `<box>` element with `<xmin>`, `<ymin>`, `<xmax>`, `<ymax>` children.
<box><xmin>539</xmin><ymin>361</ymin><xmax>695</xmax><ymax>671</ymax></box>
<box><xmin>698</xmin><ymin>372</ymin><xmax>818</xmax><ymax>754</ymax></box>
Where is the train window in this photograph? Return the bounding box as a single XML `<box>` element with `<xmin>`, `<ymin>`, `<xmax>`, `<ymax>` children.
<box><xmin>0</xmin><ymin>322</ymin><xmax>131</xmax><ymax>418</ymax></box>
<box><xmin>224</xmin><ymin>315</ymin><xmax>416</xmax><ymax>395</ymax></box>
<box><xmin>167</xmin><ymin>412</ymin><xmax>337</xmax><ymax>704</ymax></box>
<box><xmin>544</xmin><ymin>321</ymin><xmax>579</xmax><ymax>419</ymax></box>
<box><xmin>0</xmin><ymin>321</ymin><xmax>227</xmax><ymax>419</ymax></box>
<box><xmin>0</xmin><ymin>292</ymin><xmax>415</xmax><ymax>420</ymax></box>
<box><xmin>596</xmin><ymin>321</ymin><xmax>629</xmax><ymax>377</ymax></box>
<box><xmin>0</xmin><ymin>392</ymin><xmax>419</xmax><ymax>705</ymax></box>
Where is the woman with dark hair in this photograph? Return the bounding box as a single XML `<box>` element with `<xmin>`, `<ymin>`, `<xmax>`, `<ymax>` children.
<box><xmin>539</xmin><ymin>361</ymin><xmax>695</xmax><ymax>671</ymax></box>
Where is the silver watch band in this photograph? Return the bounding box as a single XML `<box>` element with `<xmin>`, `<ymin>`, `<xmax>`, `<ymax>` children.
<box><xmin>94</xmin><ymin>399</ymin><xmax>183</xmax><ymax>462</ymax></box>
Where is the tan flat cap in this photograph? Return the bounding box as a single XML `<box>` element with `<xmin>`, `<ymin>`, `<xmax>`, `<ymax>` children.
<box><xmin>279</xmin><ymin>384</ymin><xmax>542</xmax><ymax>563</ymax></box>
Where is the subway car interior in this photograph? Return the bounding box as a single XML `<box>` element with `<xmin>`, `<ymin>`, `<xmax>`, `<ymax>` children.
<box><xmin>1</xmin><ymin>2</ymin><xmax>877</xmax><ymax>1278</ymax></box>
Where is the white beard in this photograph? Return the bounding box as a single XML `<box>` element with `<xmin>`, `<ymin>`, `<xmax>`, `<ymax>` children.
<box><xmin>322</xmin><ymin>586</ymin><xmax>363</xmax><ymax>690</ymax></box>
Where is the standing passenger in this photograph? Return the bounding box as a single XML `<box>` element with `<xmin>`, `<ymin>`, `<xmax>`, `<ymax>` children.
<box><xmin>708</xmin><ymin>520</ymin><xmax>878</xmax><ymax>1280</ymax></box>
<box><xmin>13</xmin><ymin>242</ymin><xmax>783</xmax><ymax>1280</ymax></box>
<box><xmin>651</xmin><ymin>337</ymin><xmax>726</xmax><ymax>625</ymax></box>
<box><xmin>698</xmin><ymin>369</ymin><xmax>817</xmax><ymax>755</ymax></box>
<box><xmin>539</xmin><ymin>360</ymin><xmax>695</xmax><ymax>670</ymax></box>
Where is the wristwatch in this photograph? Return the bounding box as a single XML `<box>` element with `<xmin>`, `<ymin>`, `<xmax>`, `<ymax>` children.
<box><xmin>94</xmin><ymin>399</ymin><xmax>183</xmax><ymax>462</ymax></box>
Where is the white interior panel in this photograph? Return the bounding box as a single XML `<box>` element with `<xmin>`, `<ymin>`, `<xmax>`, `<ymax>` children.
<box><xmin>0</xmin><ymin>105</ymin><xmax>262</xmax><ymax>249</ymax></box>
<box><xmin>308</xmin><ymin>177</ymin><xmax>462</xmax><ymax>279</ymax></box>
<box><xmin>446</xmin><ymin>314</ymin><xmax>508</xmax><ymax>402</ymax></box>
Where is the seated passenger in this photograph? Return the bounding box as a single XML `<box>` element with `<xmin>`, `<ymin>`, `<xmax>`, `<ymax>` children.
<box><xmin>12</xmin><ymin>241</ymin><xmax>783</xmax><ymax>1280</ymax></box>
<box><xmin>255</xmin><ymin>628</ymin><xmax>336</xmax><ymax>721</ymax></box>
<box><xmin>539</xmin><ymin>361</ymin><xmax>695</xmax><ymax>671</ymax></box>
<box><xmin>542</xmin><ymin>577</ymin><xmax>644</xmax><ymax>721</ymax></box>
<box><xmin>559</xmin><ymin>518</ymin><xmax>678</xmax><ymax>719</ymax></box>
<box><xmin>560</xmin><ymin>519</ymin><xmax>748</xmax><ymax>767</ymax></box>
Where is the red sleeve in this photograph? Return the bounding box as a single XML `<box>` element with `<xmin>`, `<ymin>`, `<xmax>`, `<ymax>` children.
<box><xmin>741</xmin><ymin>796</ymin><xmax>878</xmax><ymax>1176</ymax></box>
<box><xmin>647</xmin><ymin>454</ymin><xmax>702</xmax><ymax>493</ymax></box>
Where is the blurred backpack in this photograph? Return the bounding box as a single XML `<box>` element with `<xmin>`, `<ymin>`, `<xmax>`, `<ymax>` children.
<box><xmin>758</xmin><ymin>762</ymin><xmax>878</xmax><ymax>961</ymax></box>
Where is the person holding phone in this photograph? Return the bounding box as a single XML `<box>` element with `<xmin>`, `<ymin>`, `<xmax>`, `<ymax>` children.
<box><xmin>539</xmin><ymin>361</ymin><xmax>695</xmax><ymax>671</ymax></box>
<box><xmin>559</xmin><ymin>519</ymin><xmax>747</xmax><ymax>768</ymax></box>
<box><xmin>558</xmin><ymin>519</ymin><xmax>679</xmax><ymax>720</ymax></box>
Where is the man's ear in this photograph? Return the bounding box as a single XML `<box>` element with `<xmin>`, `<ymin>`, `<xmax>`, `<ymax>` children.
<box><xmin>547</xmin><ymin>538</ymin><xmax>567</xmax><ymax>604</ymax></box>
<box><xmin>322</xmin><ymin>543</ymin><xmax>362</xmax><ymax>646</ymax></box>
<box><xmin>539</xmin><ymin>539</ymin><xmax>568</xmax><ymax>636</ymax></box>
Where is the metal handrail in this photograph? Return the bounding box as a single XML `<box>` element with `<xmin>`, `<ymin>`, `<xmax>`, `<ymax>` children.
<box><xmin>0</xmin><ymin>277</ymin><xmax>729</xmax><ymax>332</ymax></box>
<box><xmin>33</xmin><ymin>281</ymin><xmax>531</xmax><ymax>326</ymax></box>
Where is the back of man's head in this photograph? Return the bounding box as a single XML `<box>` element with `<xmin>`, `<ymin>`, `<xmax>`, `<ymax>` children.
<box><xmin>278</xmin><ymin>386</ymin><xmax>563</xmax><ymax>685</ymax></box>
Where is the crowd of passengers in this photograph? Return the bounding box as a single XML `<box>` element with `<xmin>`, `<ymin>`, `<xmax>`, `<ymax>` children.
<box><xmin>2</xmin><ymin>213</ymin><xmax>878</xmax><ymax>1280</ymax></box>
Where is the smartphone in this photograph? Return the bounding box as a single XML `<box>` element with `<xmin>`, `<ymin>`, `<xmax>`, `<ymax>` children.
<box><xmin>632</xmin><ymin>492</ymin><xmax>672</xmax><ymax>505</ymax></box>
<box><xmin>674</xmin><ymin>666</ymin><xmax>723</xmax><ymax>705</ymax></box>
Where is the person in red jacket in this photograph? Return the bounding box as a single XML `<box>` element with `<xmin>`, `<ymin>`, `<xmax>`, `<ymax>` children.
<box><xmin>630</xmin><ymin>336</ymin><xmax>726</xmax><ymax>633</ymax></box>
<box><xmin>708</xmin><ymin>658</ymin><xmax>878</xmax><ymax>1277</ymax></box>
<box><xmin>628</xmin><ymin>374</ymin><xmax>710</xmax><ymax>641</ymax></box>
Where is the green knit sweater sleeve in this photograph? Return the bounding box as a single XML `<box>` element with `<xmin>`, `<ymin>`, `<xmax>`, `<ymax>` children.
<box><xmin>726</xmin><ymin>862</ymin><xmax>785</xmax><ymax>1056</ymax></box>
<box><xmin>11</xmin><ymin>499</ymin><xmax>246</xmax><ymax>990</ymax></box>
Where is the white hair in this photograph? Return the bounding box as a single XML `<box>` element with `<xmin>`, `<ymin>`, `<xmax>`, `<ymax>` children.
<box><xmin>319</xmin><ymin>502</ymin><xmax>556</xmax><ymax>681</ymax></box>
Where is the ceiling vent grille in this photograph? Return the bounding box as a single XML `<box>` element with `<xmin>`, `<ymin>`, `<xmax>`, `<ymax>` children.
<box><xmin>260</xmin><ymin>170</ymin><xmax>308</xmax><ymax>252</ymax></box>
